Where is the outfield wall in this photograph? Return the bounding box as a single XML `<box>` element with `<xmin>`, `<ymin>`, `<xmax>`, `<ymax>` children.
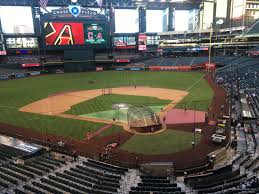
<box><xmin>0</xmin><ymin>71</ymin><xmax>41</xmax><ymax>81</ymax></box>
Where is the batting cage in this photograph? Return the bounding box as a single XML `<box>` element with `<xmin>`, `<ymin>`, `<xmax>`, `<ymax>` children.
<box><xmin>127</xmin><ymin>105</ymin><xmax>161</xmax><ymax>133</ymax></box>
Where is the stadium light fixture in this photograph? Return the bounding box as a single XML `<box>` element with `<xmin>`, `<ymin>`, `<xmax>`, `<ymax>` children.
<box><xmin>71</xmin><ymin>0</ymin><xmax>78</xmax><ymax>3</ymax></box>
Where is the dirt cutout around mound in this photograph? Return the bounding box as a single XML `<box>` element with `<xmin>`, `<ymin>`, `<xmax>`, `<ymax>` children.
<box><xmin>19</xmin><ymin>87</ymin><xmax>188</xmax><ymax>126</ymax></box>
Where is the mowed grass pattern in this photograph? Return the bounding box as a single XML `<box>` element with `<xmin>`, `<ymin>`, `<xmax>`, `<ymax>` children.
<box><xmin>0</xmin><ymin>71</ymin><xmax>213</xmax><ymax>140</ymax></box>
<box><xmin>120</xmin><ymin>130</ymin><xmax>201</xmax><ymax>155</ymax></box>
<box><xmin>66</xmin><ymin>94</ymin><xmax>171</xmax><ymax>115</ymax></box>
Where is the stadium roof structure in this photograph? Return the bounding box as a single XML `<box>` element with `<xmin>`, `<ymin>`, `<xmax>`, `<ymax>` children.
<box><xmin>238</xmin><ymin>19</ymin><xmax>259</xmax><ymax>38</ymax></box>
<box><xmin>0</xmin><ymin>0</ymin><xmax>202</xmax><ymax>8</ymax></box>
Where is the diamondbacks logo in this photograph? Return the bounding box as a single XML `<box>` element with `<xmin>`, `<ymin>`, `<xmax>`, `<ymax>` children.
<box><xmin>44</xmin><ymin>22</ymin><xmax>84</xmax><ymax>46</ymax></box>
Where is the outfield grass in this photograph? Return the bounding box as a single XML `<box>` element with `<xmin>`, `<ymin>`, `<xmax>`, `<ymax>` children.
<box><xmin>175</xmin><ymin>76</ymin><xmax>214</xmax><ymax>111</ymax></box>
<box><xmin>66</xmin><ymin>94</ymin><xmax>170</xmax><ymax>115</ymax></box>
<box><xmin>0</xmin><ymin>71</ymin><xmax>213</xmax><ymax>140</ymax></box>
<box><xmin>119</xmin><ymin>129</ymin><xmax>201</xmax><ymax>155</ymax></box>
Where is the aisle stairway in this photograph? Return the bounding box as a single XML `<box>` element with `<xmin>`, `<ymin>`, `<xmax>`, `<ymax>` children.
<box><xmin>119</xmin><ymin>169</ymin><xmax>141</xmax><ymax>194</ymax></box>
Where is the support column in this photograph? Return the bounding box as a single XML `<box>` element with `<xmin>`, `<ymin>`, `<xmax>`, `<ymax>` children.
<box><xmin>108</xmin><ymin>6</ymin><xmax>115</xmax><ymax>51</ymax></box>
<box><xmin>139</xmin><ymin>7</ymin><xmax>146</xmax><ymax>33</ymax></box>
<box><xmin>212</xmin><ymin>1</ymin><xmax>217</xmax><ymax>28</ymax></box>
<box><xmin>226</xmin><ymin>0</ymin><xmax>233</xmax><ymax>28</ymax></box>
<box><xmin>194</xmin><ymin>9</ymin><xmax>200</xmax><ymax>30</ymax></box>
<box><xmin>31</xmin><ymin>4</ymin><xmax>42</xmax><ymax>54</ymax></box>
<box><xmin>31</xmin><ymin>5</ymin><xmax>41</xmax><ymax>36</ymax></box>
<box><xmin>168</xmin><ymin>4</ymin><xmax>175</xmax><ymax>31</ymax></box>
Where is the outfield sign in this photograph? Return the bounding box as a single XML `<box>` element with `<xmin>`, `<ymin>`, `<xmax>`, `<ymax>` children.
<box><xmin>0</xmin><ymin>71</ymin><xmax>41</xmax><ymax>81</ymax></box>
<box><xmin>0</xmin><ymin>51</ymin><xmax>7</xmax><ymax>55</ymax></box>
<box><xmin>130</xmin><ymin>67</ymin><xmax>141</xmax><ymax>71</ymax></box>
<box><xmin>138</xmin><ymin>34</ymin><xmax>147</xmax><ymax>51</ymax></box>
<box><xmin>149</xmin><ymin>66</ymin><xmax>192</xmax><ymax>71</ymax></box>
<box><xmin>0</xmin><ymin>75</ymin><xmax>9</xmax><ymax>80</ymax></box>
<box><xmin>115</xmin><ymin>67</ymin><xmax>125</xmax><ymax>71</ymax></box>
<box><xmin>96</xmin><ymin>67</ymin><xmax>103</xmax><ymax>71</ymax></box>
<box><xmin>15</xmin><ymin>73</ymin><xmax>27</xmax><ymax>79</ymax></box>
<box><xmin>30</xmin><ymin>71</ymin><xmax>41</xmax><ymax>76</ymax></box>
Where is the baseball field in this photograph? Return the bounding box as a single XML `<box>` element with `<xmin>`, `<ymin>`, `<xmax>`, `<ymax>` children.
<box><xmin>0</xmin><ymin>71</ymin><xmax>213</xmax><ymax>155</ymax></box>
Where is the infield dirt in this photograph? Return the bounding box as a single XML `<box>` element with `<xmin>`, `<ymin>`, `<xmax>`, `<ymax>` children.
<box><xmin>19</xmin><ymin>86</ymin><xmax>188</xmax><ymax>126</ymax></box>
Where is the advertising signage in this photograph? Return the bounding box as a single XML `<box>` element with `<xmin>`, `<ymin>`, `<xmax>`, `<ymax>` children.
<box><xmin>138</xmin><ymin>34</ymin><xmax>147</xmax><ymax>51</ymax></box>
<box><xmin>44</xmin><ymin>7</ymin><xmax>106</xmax><ymax>20</ymax></box>
<box><xmin>114</xmin><ymin>36</ymin><xmax>137</xmax><ymax>49</ymax></box>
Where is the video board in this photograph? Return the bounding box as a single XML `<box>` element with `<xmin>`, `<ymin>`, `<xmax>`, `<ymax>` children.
<box><xmin>0</xmin><ymin>6</ymin><xmax>34</xmax><ymax>34</ymax></box>
<box><xmin>43</xmin><ymin>21</ymin><xmax>108</xmax><ymax>48</ymax></box>
<box><xmin>114</xmin><ymin>36</ymin><xmax>137</xmax><ymax>49</ymax></box>
<box><xmin>84</xmin><ymin>23</ymin><xmax>106</xmax><ymax>44</ymax></box>
<box><xmin>44</xmin><ymin>22</ymin><xmax>84</xmax><ymax>46</ymax></box>
<box><xmin>232</xmin><ymin>0</ymin><xmax>245</xmax><ymax>19</ymax></box>
<box><xmin>6</xmin><ymin>37</ymin><xmax>38</xmax><ymax>48</ymax></box>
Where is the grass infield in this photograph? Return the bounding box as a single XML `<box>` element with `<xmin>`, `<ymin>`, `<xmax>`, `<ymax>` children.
<box><xmin>66</xmin><ymin>94</ymin><xmax>170</xmax><ymax>116</ymax></box>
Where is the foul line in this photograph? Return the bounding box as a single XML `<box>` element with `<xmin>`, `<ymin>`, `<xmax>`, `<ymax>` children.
<box><xmin>0</xmin><ymin>105</ymin><xmax>18</xmax><ymax>109</ymax></box>
<box><xmin>186</xmin><ymin>74</ymin><xmax>206</xmax><ymax>92</ymax></box>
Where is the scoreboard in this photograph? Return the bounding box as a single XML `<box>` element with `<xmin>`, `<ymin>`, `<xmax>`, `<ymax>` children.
<box><xmin>84</xmin><ymin>23</ymin><xmax>106</xmax><ymax>44</ymax></box>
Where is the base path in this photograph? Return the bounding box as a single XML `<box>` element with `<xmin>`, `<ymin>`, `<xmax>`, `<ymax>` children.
<box><xmin>19</xmin><ymin>86</ymin><xmax>188</xmax><ymax>117</ymax></box>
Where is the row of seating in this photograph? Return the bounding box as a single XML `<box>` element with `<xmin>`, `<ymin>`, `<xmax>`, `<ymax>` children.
<box><xmin>140</xmin><ymin>56</ymin><xmax>209</xmax><ymax>66</ymax></box>
<box><xmin>84</xmin><ymin>158</ymin><xmax>128</xmax><ymax>174</ymax></box>
<box><xmin>185</xmin><ymin>169</ymin><xmax>240</xmax><ymax>188</ymax></box>
<box><xmin>18</xmin><ymin>158</ymin><xmax>126</xmax><ymax>194</ymax></box>
<box><xmin>2</xmin><ymin>55</ymin><xmax>40</xmax><ymax>65</ymax></box>
<box><xmin>195</xmin><ymin>174</ymin><xmax>247</xmax><ymax>191</ymax></box>
<box><xmin>240</xmin><ymin>155</ymin><xmax>252</xmax><ymax>166</ymax></box>
<box><xmin>0</xmin><ymin>153</ymin><xmax>66</xmax><ymax>191</ymax></box>
<box><xmin>196</xmin><ymin>174</ymin><xmax>248</xmax><ymax>193</ymax></box>
<box><xmin>0</xmin><ymin>144</ymin><xmax>27</xmax><ymax>159</ymax></box>
<box><xmin>0</xmin><ymin>55</ymin><xmax>63</xmax><ymax>65</ymax></box>
<box><xmin>215</xmin><ymin>56</ymin><xmax>259</xmax><ymax>91</ymax></box>
<box><xmin>232</xmin><ymin>153</ymin><xmax>245</xmax><ymax>165</ymax></box>
<box><xmin>130</xmin><ymin>175</ymin><xmax>183</xmax><ymax>194</ymax></box>
<box><xmin>244</xmin><ymin>89</ymin><xmax>259</xmax><ymax>118</ymax></box>
<box><xmin>245</xmin><ymin>155</ymin><xmax>259</xmax><ymax>170</ymax></box>
<box><xmin>139</xmin><ymin>56</ymin><xmax>259</xmax><ymax>68</ymax></box>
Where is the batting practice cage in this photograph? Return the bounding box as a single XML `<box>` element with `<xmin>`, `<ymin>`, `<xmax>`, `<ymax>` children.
<box><xmin>127</xmin><ymin>105</ymin><xmax>161</xmax><ymax>133</ymax></box>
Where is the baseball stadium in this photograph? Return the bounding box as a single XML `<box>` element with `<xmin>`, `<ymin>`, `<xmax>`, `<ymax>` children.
<box><xmin>0</xmin><ymin>0</ymin><xmax>258</xmax><ymax>193</ymax></box>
